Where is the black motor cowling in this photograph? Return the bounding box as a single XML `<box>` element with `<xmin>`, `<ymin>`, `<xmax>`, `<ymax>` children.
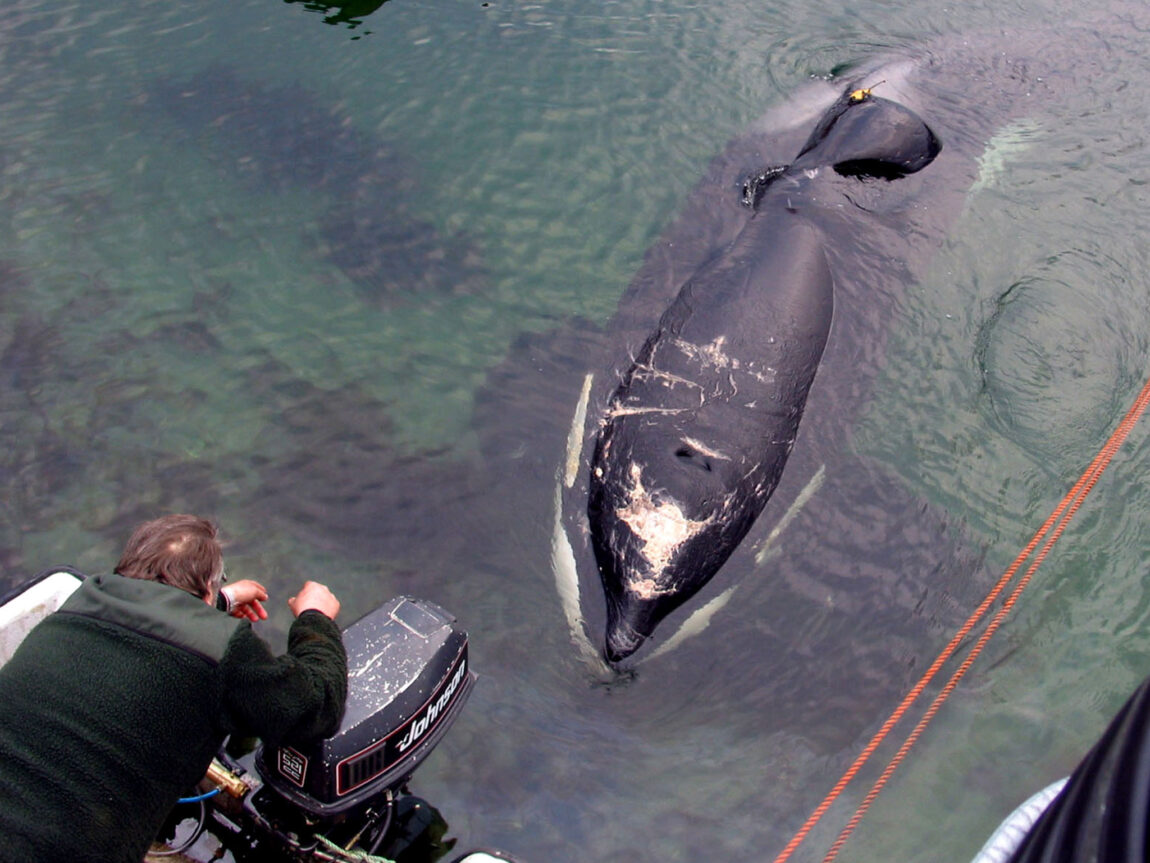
<box><xmin>255</xmin><ymin>596</ymin><xmax>475</xmax><ymax>819</ymax></box>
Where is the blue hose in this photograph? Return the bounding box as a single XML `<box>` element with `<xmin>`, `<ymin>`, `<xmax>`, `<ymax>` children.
<box><xmin>177</xmin><ymin>788</ymin><xmax>221</xmax><ymax>804</ymax></box>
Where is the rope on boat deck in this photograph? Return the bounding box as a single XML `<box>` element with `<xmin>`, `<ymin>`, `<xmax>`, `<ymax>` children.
<box><xmin>314</xmin><ymin>833</ymin><xmax>398</xmax><ymax>863</ymax></box>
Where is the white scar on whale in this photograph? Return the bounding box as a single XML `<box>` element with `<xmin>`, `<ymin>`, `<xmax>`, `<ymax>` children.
<box><xmin>551</xmin><ymin>370</ymin><xmax>825</xmax><ymax>667</ymax></box>
<box><xmin>615</xmin><ymin>462</ymin><xmax>715</xmax><ymax>590</ymax></box>
<box><xmin>646</xmin><ymin>464</ymin><xmax>826</xmax><ymax>661</ymax></box>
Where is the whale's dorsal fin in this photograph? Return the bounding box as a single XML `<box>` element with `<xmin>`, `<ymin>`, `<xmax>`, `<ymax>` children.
<box><xmin>795</xmin><ymin>85</ymin><xmax>941</xmax><ymax>180</ymax></box>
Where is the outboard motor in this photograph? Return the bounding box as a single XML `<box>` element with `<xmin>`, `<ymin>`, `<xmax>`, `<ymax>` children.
<box><xmin>199</xmin><ymin>596</ymin><xmax>480</xmax><ymax>861</ymax></box>
<box><xmin>258</xmin><ymin>596</ymin><xmax>472</xmax><ymax>812</ymax></box>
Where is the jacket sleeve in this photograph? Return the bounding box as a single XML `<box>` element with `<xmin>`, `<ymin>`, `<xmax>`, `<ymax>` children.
<box><xmin>220</xmin><ymin>610</ymin><xmax>348</xmax><ymax>748</ymax></box>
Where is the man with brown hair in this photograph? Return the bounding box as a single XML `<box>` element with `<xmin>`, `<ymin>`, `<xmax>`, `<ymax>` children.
<box><xmin>0</xmin><ymin>515</ymin><xmax>349</xmax><ymax>863</ymax></box>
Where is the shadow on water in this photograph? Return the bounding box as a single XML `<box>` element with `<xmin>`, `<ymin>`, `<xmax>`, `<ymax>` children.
<box><xmin>241</xmin><ymin>355</ymin><xmax>489</xmax><ymax>563</ymax></box>
<box><xmin>142</xmin><ymin>66</ymin><xmax>487</xmax><ymax>305</ymax></box>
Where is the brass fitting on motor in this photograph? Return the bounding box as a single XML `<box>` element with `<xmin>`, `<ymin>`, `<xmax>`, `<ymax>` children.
<box><xmin>205</xmin><ymin>758</ymin><xmax>254</xmax><ymax>800</ymax></box>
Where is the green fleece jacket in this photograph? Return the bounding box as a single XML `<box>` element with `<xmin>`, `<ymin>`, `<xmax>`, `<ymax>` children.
<box><xmin>0</xmin><ymin>573</ymin><xmax>348</xmax><ymax>863</ymax></box>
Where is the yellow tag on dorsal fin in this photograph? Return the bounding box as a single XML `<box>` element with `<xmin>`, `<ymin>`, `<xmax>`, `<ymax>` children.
<box><xmin>848</xmin><ymin>80</ymin><xmax>886</xmax><ymax>104</ymax></box>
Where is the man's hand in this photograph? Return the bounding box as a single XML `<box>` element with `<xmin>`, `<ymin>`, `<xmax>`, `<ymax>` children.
<box><xmin>288</xmin><ymin>581</ymin><xmax>341</xmax><ymax>620</ymax></box>
<box><xmin>221</xmin><ymin>579</ymin><xmax>269</xmax><ymax>622</ymax></box>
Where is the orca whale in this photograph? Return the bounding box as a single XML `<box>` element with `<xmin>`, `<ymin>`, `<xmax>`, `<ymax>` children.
<box><xmin>485</xmin><ymin>34</ymin><xmax>1095</xmax><ymax>671</ymax></box>
<box><xmin>588</xmin><ymin>90</ymin><xmax>942</xmax><ymax>663</ymax></box>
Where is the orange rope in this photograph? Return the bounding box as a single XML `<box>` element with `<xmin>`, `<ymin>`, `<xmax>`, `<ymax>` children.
<box><xmin>772</xmin><ymin>374</ymin><xmax>1150</xmax><ymax>863</ymax></box>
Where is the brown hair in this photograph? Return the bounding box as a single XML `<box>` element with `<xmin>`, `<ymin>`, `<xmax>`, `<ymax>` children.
<box><xmin>114</xmin><ymin>514</ymin><xmax>224</xmax><ymax>600</ymax></box>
